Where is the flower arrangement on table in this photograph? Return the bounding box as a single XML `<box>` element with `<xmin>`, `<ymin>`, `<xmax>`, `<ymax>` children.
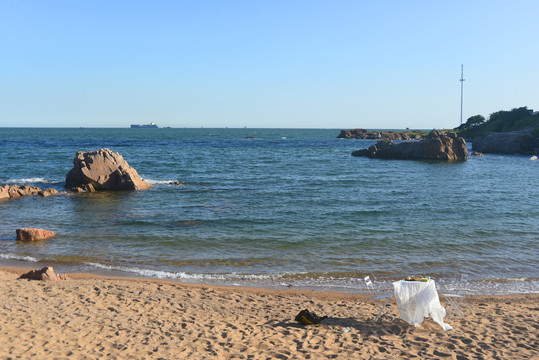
<box><xmin>404</xmin><ymin>276</ymin><xmax>430</xmax><ymax>282</ymax></box>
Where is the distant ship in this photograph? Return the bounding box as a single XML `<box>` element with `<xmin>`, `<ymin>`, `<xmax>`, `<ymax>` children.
<box><xmin>131</xmin><ymin>122</ymin><xmax>159</xmax><ymax>128</ymax></box>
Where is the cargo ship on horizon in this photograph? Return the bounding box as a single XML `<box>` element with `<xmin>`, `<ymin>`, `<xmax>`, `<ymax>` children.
<box><xmin>131</xmin><ymin>122</ymin><xmax>159</xmax><ymax>128</ymax></box>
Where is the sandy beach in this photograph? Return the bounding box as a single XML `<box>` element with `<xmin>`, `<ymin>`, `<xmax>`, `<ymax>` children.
<box><xmin>0</xmin><ymin>267</ymin><xmax>537</xmax><ymax>360</ymax></box>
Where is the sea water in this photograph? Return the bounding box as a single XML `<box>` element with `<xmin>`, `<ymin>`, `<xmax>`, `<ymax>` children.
<box><xmin>0</xmin><ymin>128</ymin><xmax>537</xmax><ymax>294</ymax></box>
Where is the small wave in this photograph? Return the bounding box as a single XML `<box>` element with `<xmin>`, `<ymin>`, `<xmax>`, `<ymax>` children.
<box><xmin>144</xmin><ymin>179</ymin><xmax>180</xmax><ymax>185</ymax></box>
<box><xmin>530</xmin><ymin>155</ymin><xmax>538</xmax><ymax>161</ymax></box>
<box><xmin>5</xmin><ymin>177</ymin><xmax>55</xmax><ymax>184</ymax></box>
<box><xmin>84</xmin><ymin>262</ymin><xmax>283</xmax><ymax>281</ymax></box>
<box><xmin>0</xmin><ymin>253</ymin><xmax>39</xmax><ymax>262</ymax></box>
<box><xmin>86</xmin><ymin>262</ymin><xmax>189</xmax><ymax>279</ymax></box>
<box><xmin>486</xmin><ymin>277</ymin><xmax>529</xmax><ymax>283</ymax></box>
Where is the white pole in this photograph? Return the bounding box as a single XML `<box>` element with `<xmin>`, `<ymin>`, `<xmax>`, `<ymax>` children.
<box><xmin>460</xmin><ymin>64</ymin><xmax>465</xmax><ymax>126</ymax></box>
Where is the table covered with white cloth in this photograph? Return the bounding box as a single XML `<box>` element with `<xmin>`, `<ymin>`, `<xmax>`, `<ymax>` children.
<box><xmin>393</xmin><ymin>279</ymin><xmax>452</xmax><ymax>330</ymax></box>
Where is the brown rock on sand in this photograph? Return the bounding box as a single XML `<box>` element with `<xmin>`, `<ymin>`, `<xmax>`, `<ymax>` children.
<box><xmin>16</xmin><ymin>228</ymin><xmax>56</xmax><ymax>241</ymax></box>
<box><xmin>18</xmin><ymin>267</ymin><xmax>69</xmax><ymax>281</ymax></box>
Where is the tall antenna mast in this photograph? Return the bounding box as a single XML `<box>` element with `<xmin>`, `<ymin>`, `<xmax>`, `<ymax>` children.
<box><xmin>460</xmin><ymin>64</ymin><xmax>465</xmax><ymax>126</ymax></box>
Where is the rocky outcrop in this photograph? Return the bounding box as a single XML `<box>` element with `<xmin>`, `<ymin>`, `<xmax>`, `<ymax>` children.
<box><xmin>16</xmin><ymin>228</ymin><xmax>56</xmax><ymax>241</ymax></box>
<box><xmin>65</xmin><ymin>148</ymin><xmax>151</xmax><ymax>191</ymax></box>
<box><xmin>338</xmin><ymin>129</ymin><xmax>424</xmax><ymax>140</ymax></box>
<box><xmin>40</xmin><ymin>188</ymin><xmax>59</xmax><ymax>197</ymax></box>
<box><xmin>471</xmin><ymin>131</ymin><xmax>538</xmax><ymax>155</ymax></box>
<box><xmin>0</xmin><ymin>185</ymin><xmax>58</xmax><ymax>200</ymax></box>
<box><xmin>352</xmin><ymin>130</ymin><xmax>467</xmax><ymax>161</ymax></box>
<box><xmin>19</xmin><ymin>267</ymin><xmax>69</xmax><ymax>281</ymax></box>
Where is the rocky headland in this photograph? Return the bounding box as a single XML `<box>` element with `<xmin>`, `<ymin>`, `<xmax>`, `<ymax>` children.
<box><xmin>352</xmin><ymin>130</ymin><xmax>467</xmax><ymax>161</ymax></box>
<box><xmin>338</xmin><ymin>128</ymin><xmax>425</xmax><ymax>140</ymax></box>
<box><xmin>456</xmin><ymin>106</ymin><xmax>539</xmax><ymax>155</ymax></box>
<box><xmin>471</xmin><ymin>129</ymin><xmax>538</xmax><ymax>155</ymax></box>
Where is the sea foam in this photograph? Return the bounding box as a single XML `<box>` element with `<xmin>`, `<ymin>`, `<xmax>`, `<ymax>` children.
<box><xmin>5</xmin><ymin>177</ymin><xmax>55</xmax><ymax>184</ymax></box>
<box><xmin>144</xmin><ymin>179</ymin><xmax>181</xmax><ymax>185</ymax></box>
<box><xmin>0</xmin><ymin>253</ymin><xmax>39</xmax><ymax>262</ymax></box>
<box><xmin>84</xmin><ymin>262</ymin><xmax>283</xmax><ymax>281</ymax></box>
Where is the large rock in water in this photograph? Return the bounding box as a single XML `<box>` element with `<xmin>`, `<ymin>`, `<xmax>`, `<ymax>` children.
<box><xmin>471</xmin><ymin>131</ymin><xmax>538</xmax><ymax>155</ymax></box>
<box><xmin>352</xmin><ymin>130</ymin><xmax>467</xmax><ymax>161</ymax></box>
<box><xmin>65</xmin><ymin>148</ymin><xmax>151</xmax><ymax>191</ymax></box>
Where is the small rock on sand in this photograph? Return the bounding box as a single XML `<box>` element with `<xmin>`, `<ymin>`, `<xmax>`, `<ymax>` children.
<box><xmin>19</xmin><ymin>267</ymin><xmax>69</xmax><ymax>281</ymax></box>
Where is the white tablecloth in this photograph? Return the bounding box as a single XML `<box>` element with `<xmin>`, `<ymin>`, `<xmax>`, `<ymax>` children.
<box><xmin>393</xmin><ymin>279</ymin><xmax>452</xmax><ymax>330</ymax></box>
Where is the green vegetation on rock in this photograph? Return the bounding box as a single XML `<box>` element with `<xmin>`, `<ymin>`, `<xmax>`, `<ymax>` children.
<box><xmin>455</xmin><ymin>106</ymin><xmax>539</xmax><ymax>138</ymax></box>
<box><xmin>396</xmin><ymin>130</ymin><xmax>429</xmax><ymax>137</ymax></box>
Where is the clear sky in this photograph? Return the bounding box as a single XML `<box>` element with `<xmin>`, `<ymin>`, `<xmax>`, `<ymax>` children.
<box><xmin>1</xmin><ymin>0</ymin><xmax>538</xmax><ymax>129</ymax></box>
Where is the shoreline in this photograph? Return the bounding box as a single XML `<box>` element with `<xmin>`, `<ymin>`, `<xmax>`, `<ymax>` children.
<box><xmin>2</xmin><ymin>259</ymin><xmax>538</xmax><ymax>295</ymax></box>
<box><xmin>0</xmin><ymin>265</ymin><xmax>363</xmax><ymax>301</ymax></box>
<box><xmin>1</xmin><ymin>266</ymin><xmax>538</xmax><ymax>359</ymax></box>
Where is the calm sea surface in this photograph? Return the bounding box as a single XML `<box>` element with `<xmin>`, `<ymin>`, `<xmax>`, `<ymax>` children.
<box><xmin>0</xmin><ymin>128</ymin><xmax>537</xmax><ymax>294</ymax></box>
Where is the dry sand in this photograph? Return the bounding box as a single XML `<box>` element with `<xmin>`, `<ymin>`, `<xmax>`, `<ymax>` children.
<box><xmin>0</xmin><ymin>267</ymin><xmax>537</xmax><ymax>359</ymax></box>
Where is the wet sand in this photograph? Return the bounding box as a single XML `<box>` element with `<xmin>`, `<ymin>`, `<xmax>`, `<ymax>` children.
<box><xmin>1</xmin><ymin>267</ymin><xmax>537</xmax><ymax>359</ymax></box>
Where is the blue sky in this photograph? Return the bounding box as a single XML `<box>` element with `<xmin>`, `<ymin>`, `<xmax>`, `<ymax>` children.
<box><xmin>1</xmin><ymin>1</ymin><xmax>538</xmax><ymax>129</ymax></box>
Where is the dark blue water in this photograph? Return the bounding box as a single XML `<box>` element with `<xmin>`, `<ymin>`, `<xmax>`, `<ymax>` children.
<box><xmin>0</xmin><ymin>128</ymin><xmax>537</xmax><ymax>294</ymax></box>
